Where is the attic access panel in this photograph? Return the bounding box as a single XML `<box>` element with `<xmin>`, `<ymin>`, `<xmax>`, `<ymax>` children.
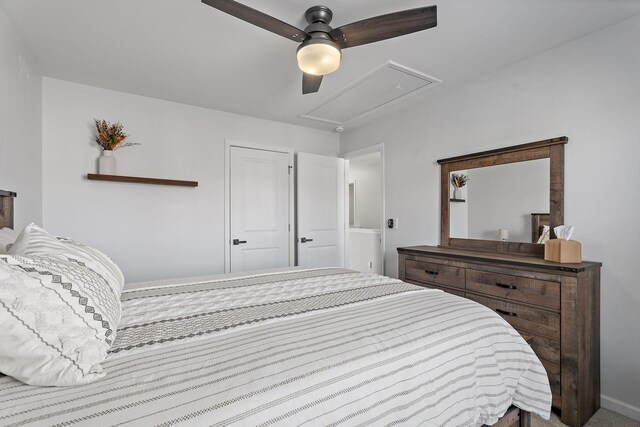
<box><xmin>301</xmin><ymin>62</ymin><xmax>441</xmax><ymax>126</ymax></box>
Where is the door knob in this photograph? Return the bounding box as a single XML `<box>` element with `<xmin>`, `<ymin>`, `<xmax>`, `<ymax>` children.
<box><xmin>232</xmin><ymin>239</ymin><xmax>247</xmax><ymax>245</ymax></box>
<box><xmin>300</xmin><ymin>237</ymin><xmax>314</xmax><ymax>243</ymax></box>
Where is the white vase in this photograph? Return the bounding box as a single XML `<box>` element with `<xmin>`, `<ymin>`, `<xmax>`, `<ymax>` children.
<box><xmin>98</xmin><ymin>150</ymin><xmax>116</xmax><ymax>175</ymax></box>
<box><xmin>453</xmin><ymin>187</ymin><xmax>462</xmax><ymax>199</ymax></box>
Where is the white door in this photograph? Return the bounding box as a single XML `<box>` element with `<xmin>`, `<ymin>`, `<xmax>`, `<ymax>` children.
<box><xmin>297</xmin><ymin>152</ymin><xmax>346</xmax><ymax>268</ymax></box>
<box><xmin>230</xmin><ymin>147</ymin><xmax>290</xmax><ymax>272</ymax></box>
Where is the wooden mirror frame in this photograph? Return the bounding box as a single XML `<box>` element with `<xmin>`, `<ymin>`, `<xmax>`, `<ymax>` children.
<box><xmin>438</xmin><ymin>136</ymin><xmax>567</xmax><ymax>257</ymax></box>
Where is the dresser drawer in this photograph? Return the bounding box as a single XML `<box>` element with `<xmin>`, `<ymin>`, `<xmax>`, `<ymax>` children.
<box><xmin>404</xmin><ymin>259</ymin><xmax>465</xmax><ymax>290</ymax></box>
<box><xmin>466</xmin><ymin>269</ymin><xmax>560</xmax><ymax>310</ymax></box>
<box><xmin>517</xmin><ymin>330</ymin><xmax>560</xmax><ymax>365</ymax></box>
<box><xmin>466</xmin><ymin>294</ymin><xmax>560</xmax><ymax>340</ymax></box>
<box><xmin>405</xmin><ymin>279</ymin><xmax>466</xmax><ymax>297</ymax></box>
<box><xmin>540</xmin><ymin>359</ymin><xmax>562</xmax><ymax>407</ymax></box>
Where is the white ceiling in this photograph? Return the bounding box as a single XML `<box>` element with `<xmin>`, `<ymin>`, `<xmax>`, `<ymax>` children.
<box><xmin>2</xmin><ymin>0</ymin><xmax>640</xmax><ymax>131</ymax></box>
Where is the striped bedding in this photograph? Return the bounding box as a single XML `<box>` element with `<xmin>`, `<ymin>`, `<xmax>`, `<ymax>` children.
<box><xmin>0</xmin><ymin>268</ymin><xmax>551</xmax><ymax>426</ymax></box>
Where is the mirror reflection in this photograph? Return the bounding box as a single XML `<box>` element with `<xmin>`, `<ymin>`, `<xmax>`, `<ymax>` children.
<box><xmin>449</xmin><ymin>158</ymin><xmax>550</xmax><ymax>243</ymax></box>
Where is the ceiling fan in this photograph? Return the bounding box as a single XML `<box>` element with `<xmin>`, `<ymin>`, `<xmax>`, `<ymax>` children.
<box><xmin>201</xmin><ymin>0</ymin><xmax>437</xmax><ymax>94</ymax></box>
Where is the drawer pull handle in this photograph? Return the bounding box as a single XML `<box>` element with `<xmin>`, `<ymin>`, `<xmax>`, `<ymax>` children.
<box><xmin>496</xmin><ymin>308</ymin><xmax>518</xmax><ymax>317</ymax></box>
<box><xmin>496</xmin><ymin>282</ymin><xmax>517</xmax><ymax>290</ymax></box>
<box><xmin>424</xmin><ymin>270</ymin><xmax>439</xmax><ymax>276</ymax></box>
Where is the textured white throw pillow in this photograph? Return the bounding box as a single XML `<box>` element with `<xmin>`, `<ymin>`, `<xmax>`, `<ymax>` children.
<box><xmin>0</xmin><ymin>224</ymin><xmax>124</xmax><ymax>386</ymax></box>
<box><xmin>8</xmin><ymin>224</ymin><xmax>124</xmax><ymax>290</ymax></box>
<box><xmin>0</xmin><ymin>255</ymin><xmax>114</xmax><ymax>385</ymax></box>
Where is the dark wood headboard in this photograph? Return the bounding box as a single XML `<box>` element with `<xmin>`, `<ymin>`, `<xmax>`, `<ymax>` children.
<box><xmin>0</xmin><ymin>190</ymin><xmax>17</xmax><ymax>229</ymax></box>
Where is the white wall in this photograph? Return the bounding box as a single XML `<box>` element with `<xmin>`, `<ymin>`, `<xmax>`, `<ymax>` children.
<box><xmin>341</xmin><ymin>15</ymin><xmax>640</xmax><ymax>419</ymax></box>
<box><xmin>348</xmin><ymin>229</ymin><xmax>382</xmax><ymax>274</ymax></box>
<box><xmin>42</xmin><ymin>78</ymin><xmax>339</xmax><ymax>283</ymax></box>
<box><xmin>348</xmin><ymin>155</ymin><xmax>382</xmax><ymax>229</ymax></box>
<box><xmin>0</xmin><ymin>9</ymin><xmax>41</xmax><ymax>227</ymax></box>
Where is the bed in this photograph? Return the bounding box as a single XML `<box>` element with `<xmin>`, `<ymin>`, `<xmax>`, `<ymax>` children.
<box><xmin>0</xmin><ymin>192</ymin><xmax>550</xmax><ymax>426</ymax></box>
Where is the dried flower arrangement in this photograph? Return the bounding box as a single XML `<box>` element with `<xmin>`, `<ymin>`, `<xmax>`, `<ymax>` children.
<box><xmin>451</xmin><ymin>173</ymin><xmax>469</xmax><ymax>188</ymax></box>
<box><xmin>94</xmin><ymin>119</ymin><xmax>140</xmax><ymax>151</ymax></box>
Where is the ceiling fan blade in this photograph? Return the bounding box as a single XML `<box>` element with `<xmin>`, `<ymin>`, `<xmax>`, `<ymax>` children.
<box><xmin>303</xmin><ymin>73</ymin><xmax>323</xmax><ymax>94</ymax></box>
<box><xmin>201</xmin><ymin>0</ymin><xmax>308</xmax><ymax>43</ymax></box>
<box><xmin>329</xmin><ymin>6</ymin><xmax>437</xmax><ymax>49</ymax></box>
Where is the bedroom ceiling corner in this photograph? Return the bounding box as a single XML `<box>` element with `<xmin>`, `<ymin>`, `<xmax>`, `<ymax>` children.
<box><xmin>1</xmin><ymin>0</ymin><xmax>639</xmax><ymax>131</ymax></box>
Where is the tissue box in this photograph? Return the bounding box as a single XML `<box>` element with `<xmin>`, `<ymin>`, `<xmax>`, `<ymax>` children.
<box><xmin>544</xmin><ymin>240</ymin><xmax>582</xmax><ymax>263</ymax></box>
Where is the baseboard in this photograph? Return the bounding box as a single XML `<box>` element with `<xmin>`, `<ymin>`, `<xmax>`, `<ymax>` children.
<box><xmin>601</xmin><ymin>394</ymin><xmax>640</xmax><ymax>421</ymax></box>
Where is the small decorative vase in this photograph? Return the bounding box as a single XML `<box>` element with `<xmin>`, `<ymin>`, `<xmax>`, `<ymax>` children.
<box><xmin>453</xmin><ymin>187</ymin><xmax>462</xmax><ymax>199</ymax></box>
<box><xmin>98</xmin><ymin>150</ymin><xmax>116</xmax><ymax>175</ymax></box>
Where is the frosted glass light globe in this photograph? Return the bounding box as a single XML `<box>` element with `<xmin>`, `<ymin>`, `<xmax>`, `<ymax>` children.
<box><xmin>297</xmin><ymin>42</ymin><xmax>341</xmax><ymax>76</ymax></box>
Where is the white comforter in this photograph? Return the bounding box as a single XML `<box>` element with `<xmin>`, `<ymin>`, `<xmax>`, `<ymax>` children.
<box><xmin>0</xmin><ymin>268</ymin><xmax>551</xmax><ymax>426</ymax></box>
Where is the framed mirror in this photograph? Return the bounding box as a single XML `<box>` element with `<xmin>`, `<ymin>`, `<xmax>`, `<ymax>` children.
<box><xmin>438</xmin><ymin>137</ymin><xmax>567</xmax><ymax>256</ymax></box>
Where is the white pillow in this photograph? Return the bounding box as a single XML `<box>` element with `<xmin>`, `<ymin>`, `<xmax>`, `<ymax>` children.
<box><xmin>0</xmin><ymin>224</ymin><xmax>124</xmax><ymax>386</ymax></box>
<box><xmin>0</xmin><ymin>228</ymin><xmax>19</xmax><ymax>254</ymax></box>
<box><xmin>8</xmin><ymin>223</ymin><xmax>124</xmax><ymax>292</ymax></box>
<box><xmin>0</xmin><ymin>254</ymin><xmax>115</xmax><ymax>385</ymax></box>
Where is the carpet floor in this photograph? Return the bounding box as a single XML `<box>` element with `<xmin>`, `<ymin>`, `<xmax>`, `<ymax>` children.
<box><xmin>532</xmin><ymin>409</ymin><xmax>640</xmax><ymax>427</ymax></box>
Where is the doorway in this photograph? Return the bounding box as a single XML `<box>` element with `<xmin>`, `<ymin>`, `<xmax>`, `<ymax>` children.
<box><xmin>296</xmin><ymin>152</ymin><xmax>346</xmax><ymax>268</ymax></box>
<box><xmin>343</xmin><ymin>145</ymin><xmax>385</xmax><ymax>275</ymax></box>
<box><xmin>225</xmin><ymin>142</ymin><xmax>294</xmax><ymax>273</ymax></box>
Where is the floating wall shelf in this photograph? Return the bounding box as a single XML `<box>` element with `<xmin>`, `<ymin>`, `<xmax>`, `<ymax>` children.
<box><xmin>87</xmin><ymin>174</ymin><xmax>198</xmax><ymax>187</ymax></box>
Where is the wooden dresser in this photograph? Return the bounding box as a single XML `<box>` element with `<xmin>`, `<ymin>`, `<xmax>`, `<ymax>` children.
<box><xmin>398</xmin><ymin>245</ymin><xmax>601</xmax><ymax>427</ymax></box>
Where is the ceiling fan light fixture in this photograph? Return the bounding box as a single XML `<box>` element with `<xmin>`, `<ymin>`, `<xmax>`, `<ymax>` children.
<box><xmin>202</xmin><ymin>1</ymin><xmax>437</xmax><ymax>94</ymax></box>
<box><xmin>296</xmin><ymin>39</ymin><xmax>341</xmax><ymax>76</ymax></box>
